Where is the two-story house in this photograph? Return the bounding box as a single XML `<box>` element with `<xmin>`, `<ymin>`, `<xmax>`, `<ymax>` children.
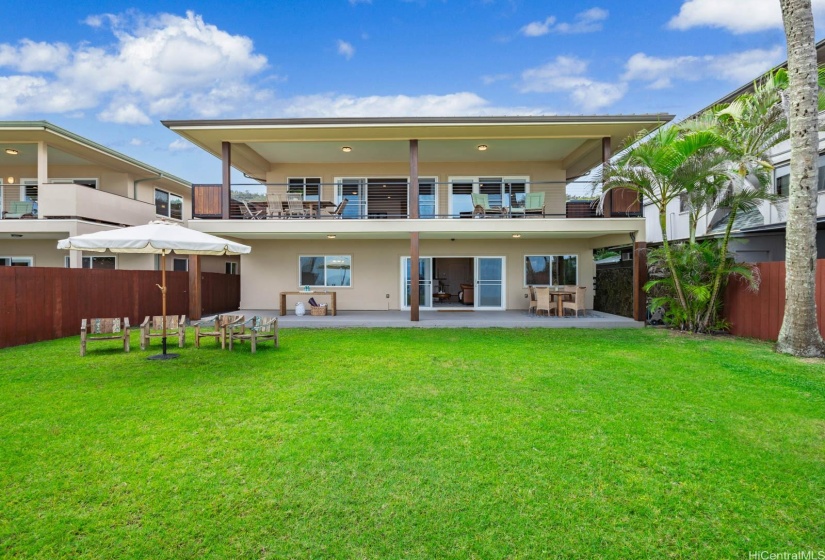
<box><xmin>164</xmin><ymin>115</ymin><xmax>671</xmax><ymax>320</ymax></box>
<box><xmin>0</xmin><ymin>121</ymin><xmax>234</xmax><ymax>273</ymax></box>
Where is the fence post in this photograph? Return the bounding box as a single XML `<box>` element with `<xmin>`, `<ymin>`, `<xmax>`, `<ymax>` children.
<box><xmin>189</xmin><ymin>255</ymin><xmax>202</xmax><ymax>321</ymax></box>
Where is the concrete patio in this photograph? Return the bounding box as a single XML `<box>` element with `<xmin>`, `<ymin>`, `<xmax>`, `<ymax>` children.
<box><xmin>235</xmin><ymin>309</ymin><xmax>644</xmax><ymax>329</ymax></box>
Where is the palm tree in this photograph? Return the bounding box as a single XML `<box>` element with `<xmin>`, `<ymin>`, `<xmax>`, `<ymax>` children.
<box><xmin>777</xmin><ymin>0</ymin><xmax>825</xmax><ymax>357</ymax></box>
<box><xmin>600</xmin><ymin>126</ymin><xmax>727</xmax><ymax>319</ymax></box>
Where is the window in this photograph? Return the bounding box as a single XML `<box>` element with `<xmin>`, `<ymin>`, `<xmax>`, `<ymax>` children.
<box><xmin>65</xmin><ymin>256</ymin><xmax>71</xmax><ymax>268</ymax></box>
<box><xmin>173</xmin><ymin>258</ymin><xmax>188</xmax><ymax>272</ymax></box>
<box><xmin>418</xmin><ymin>178</ymin><xmax>437</xmax><ymax>218</ymax></box>
<box><xmin>226</xmin><ymin>262</ymin><xmax>238</xmax><ymax>275</ymax></box>
<box><xmin>775</xmin><ymin>164</ymin><xmax>790</xmax><ymax>197</ymax></box>
<box><xmin>50</xmin><ymin>178</ymin><xmax>98</xmax><ymax>189</ymax></box>
<box><xmin>288</xmin><ymin>177</ymin><xmax>321</xmax><ymax>201</ymax></box>
<box><xmin>82</xmin><ymin>256</ymin><xmax>116</xmax><ymax>269</ymax></box>
<box><xmin>299</xmin><ymin>255</ymin><xmax>351</xmax><ymax>287</ymax></box>
<box><xmin>524</xmin><ymin>255</ymin><xmax>578</xmax><ymax>286</ymax></box>
<box><xmin>0</xmin><ymin>256</ymin><xmax>33</xmax><ymax>266</ymax></box>
<box><xmin>155</xmin><ymin>189</ymin><xmax>183</xmax><ymax>220</ymax></box>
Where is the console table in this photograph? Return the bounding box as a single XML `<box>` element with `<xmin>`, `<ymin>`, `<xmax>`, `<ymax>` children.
<box><xmin>279</xmin><ymin>291</ymin><xmax>337</xmax><ymax>316</ymax></box>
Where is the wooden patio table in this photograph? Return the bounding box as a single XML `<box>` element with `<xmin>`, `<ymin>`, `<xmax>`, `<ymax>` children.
<box><xmin>280</xmin><ymin>291</ymin><xmax>337</xmax><ymax>316</ymax></box>
<box><xmin>549</xmin><ymin>287</ymin><xmax>576</xmax><ymax>317</ymax></box>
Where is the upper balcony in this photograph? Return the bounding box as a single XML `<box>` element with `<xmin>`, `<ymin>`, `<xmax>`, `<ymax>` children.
<box><xmin>1</xmin><ymin>182</ymin><xmax>160</xmax><ymax>226</ymax></box>
<box><xmin>192</xmin><ymin>180</ymin><xmax>642</xmax><ymax>221</ymax></box>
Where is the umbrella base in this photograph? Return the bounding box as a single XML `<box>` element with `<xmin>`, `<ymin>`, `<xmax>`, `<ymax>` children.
<box><xmin>148</xmin><ymin>353</ymin><xmax>180</xmax><ymax>360</ymax></box>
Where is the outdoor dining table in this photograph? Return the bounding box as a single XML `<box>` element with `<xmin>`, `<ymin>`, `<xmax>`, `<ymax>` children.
<box><xmin>282</xmin><ymin>200</ymin><xmax>336</xmax><ymax>218</ymax></box>
<box><xmin>548</xmin><ymin>287</ymin><xmax>576</xmax><ymax>317</ymax></box>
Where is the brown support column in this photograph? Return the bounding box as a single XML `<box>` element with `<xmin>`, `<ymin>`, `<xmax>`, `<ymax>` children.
<box><xmin>188</xmin><ymin>255</ymin><xmax>202</xmax><ymax>321</ymax></box>
<box><xmin>632</xmin><ymin>241</ymin><xmax>647</xmax><ymax>322</ymax></box>
<box><xmin>221</xmin><ymin>141</ymin><xmax>231</xmax><ymax>220</ymax></box>
<box><xmin>602</xmin><ymin>136</ymin><xmax>613</xmax><ymax>217</ymax></box>
<box><xmin>410</xmin><ymin>232</ymin><xmax>420</xmax><ymax>322</ymax></box>
<box><xmin>409</xmin><ymin>139</ymin><xmax>419</xmax><ymax>219</ymax></box>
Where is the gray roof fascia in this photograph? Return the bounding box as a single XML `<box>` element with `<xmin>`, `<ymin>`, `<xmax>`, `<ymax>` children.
<box><xmin>0</xmin><ymin>120</ymin><xmax>191</xmax><ymax>189</ymax></box>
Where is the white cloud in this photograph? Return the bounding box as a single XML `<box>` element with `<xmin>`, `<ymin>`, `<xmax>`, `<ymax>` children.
<box><xmin>520</xmin><ymin>8</ymin><xmax>608</xmax><ymax>37</ymax></box>
<box><xmin>668</xmin><ymin>0</ymin><xmax>825</xmax><ymax>33</ymax></box>
<box><xmin>0</xmin><ymin>10</ymin><xmax>269</xmax><ymax>122</ymax></box>
<box><xmin>277</xmin><ymin>92</ymin><xmax>549</xmax><ymax>118</ymax></box>
<box><xmin>622</xmin><ymin>47</ymin><xmax>785</xmax><ymax>89</ymax></box>
<box><xmin>129</xmin><ymin>137</ymin><xmax>145</xmax><ymax>146</ymax></box>
<box><xmin>169</xmin><ymin>139</ymin><xmax>194</xmax><ymax>151</ymax></box>
<box><xmin>519</xmin><ymin>56</ymin><xmax>626</xmax><ymax>111</ymax></box>
<box><xmin>98</xmin><ymin>102</ymin><xmax>152</xmax><ymax>124</ymax></box>
<box><xmin>337</xmin><ymin>40</ymin><xmax>355</xmax><ymax>60</ymax></box>
<box><xmin>481</xmin><ymin>73</ymin><xmax>511</xmax><ymax>85</ymax></box>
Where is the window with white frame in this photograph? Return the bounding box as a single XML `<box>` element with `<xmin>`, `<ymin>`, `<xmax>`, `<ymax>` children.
<box><xmin>226</xmin><ymin>261</ymin><xmax>238</xmax><ymax>275</ymax></box>
<box><xmin>775</xmin><ymin>154</ymin><xmax>825</xmax><ymax>196</ymax></box>
<box><xmin>82</xmin><ymin>256</ymin><xmax>116</xmax><ymax>269</ymax></box>
<box><xmin>299</xmin><ymin>255</ymin><xmax>351</xmax><ymax>287</ymax></box>
<box><xmin>155</xmin><ymin>188</ymin><xmax>183</xmax><ymax>220</ymax></box>
<box><xmin>0</xmin><ymin>256</ymin><xmax>33</xmax><ymax>266</ymax></box>
<box><xmin>288</xmin><ymin>177</ymin><xmax>321</xmax><ymax>201</ymax></box>
<box><xmin>449</xmin><ymin>176</ymin><xmax>528</xmax><ymax>217</ymax></box>
<box><xmin>524</xmin><ymin>255</ymin><xmax>578</xmax><ymax>286</ymax></box>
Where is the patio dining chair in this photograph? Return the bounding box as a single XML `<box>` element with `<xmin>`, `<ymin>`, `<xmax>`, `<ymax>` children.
<box><xmin>266</xmin><ymin>193</ymin><xmax>285</xmax><ymax>219</ymax></box>
<box><xmin>240</xmin><ymin>200</ymin><xmax>264</xmax><ymax>220</ymax></box>
<box><xmin>287</xmin><ymin>193</ymin><xmax>309</xmax><ymax>218</ymax></box>
<box><xmin>562</xmin><ymin>286</ymin><xmax>587</xmax><ymax>318</ymax></box>
<box><xmin>527</xmin><ymin>286</ymin><xmax>537</xmax><ymax>315</ymax></box>
<box><xmin>326</xmin><ymin>198</ymin><xmax>348</xmax><ymax>219</ymax></box>
<box><xmin>227</xmin><ymin>316</ymin><xmax>279</xmax><ymax>353</ymax></box>
<box><xmin>534</xmin><ymin>287</ymin><xmax>552</xmax><ymax>317</ymax></box>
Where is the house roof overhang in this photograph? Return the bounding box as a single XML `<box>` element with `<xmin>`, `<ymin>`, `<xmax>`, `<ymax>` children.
<box><xmin>162</xmin><ymin>115</ymin><xmax>674</xmax><ymax>181</ymax></box>
<box><xmin>0</xmin><ymin>121</ymin><xmax>190</xmax><ymax>192</ymax></box>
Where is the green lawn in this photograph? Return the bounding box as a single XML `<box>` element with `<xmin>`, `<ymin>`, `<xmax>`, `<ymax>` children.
<box><xmin>0</xmin><ymin>328</ymin><xmax>823</xmax><ymax>558</ymax></box>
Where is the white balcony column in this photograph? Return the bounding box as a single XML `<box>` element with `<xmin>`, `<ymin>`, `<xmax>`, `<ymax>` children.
<box><xmin>69</xmin><ymin>250</ymin><xmax>81</xmax><ymax>268</ymax></box>
<box><xmin>37</xmin><ymin>141</ymin><xmax>48</xmax><ymax>219</ymax></box>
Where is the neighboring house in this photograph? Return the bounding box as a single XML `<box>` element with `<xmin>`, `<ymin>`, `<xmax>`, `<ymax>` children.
<box><xmin>163</xmin><ymin>115</ymin><xmax>672</xmax><ymax>319</ymax></box>
<box><xmin>0</xmin><ymin>121</ymin><xmax>234</xmax><ymax>274</ymax></box>
<box><xmin>643</xmin><ymin>40</ymin><xmax>825</xmax><ymax>262</ymax></box>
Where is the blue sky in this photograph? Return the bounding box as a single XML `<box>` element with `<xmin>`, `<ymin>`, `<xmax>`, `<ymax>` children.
<box><xmin>2</xmin><ymin>0</ymin><xmax>824</xmax><ymax>183</ymax></box>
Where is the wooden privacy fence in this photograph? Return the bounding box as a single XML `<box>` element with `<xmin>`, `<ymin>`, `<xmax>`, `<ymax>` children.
<box><xmin>723</xmin><ymin>259</ymin><xmax>825</xmax><ymax>341</ymax></box>
<box><xmin>0</xmin><ymin>268</ymin><xmax>240</xmax><ymax>349</ymax></box>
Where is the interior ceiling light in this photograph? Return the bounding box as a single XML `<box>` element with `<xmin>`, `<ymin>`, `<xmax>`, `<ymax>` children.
<box><xmin>5</xmin><ymin>148</ymin><xmax>19</xmax><ymax>155</ymax></box>
<box><xmin>477</xmin><ymin>144</ymin><xmax>488</xmax><ymax>151</ymax></box>
<box><xmin>341</xmin><ymin>146</ymin><xmax>352</xmax><ymax>153</ymax></box>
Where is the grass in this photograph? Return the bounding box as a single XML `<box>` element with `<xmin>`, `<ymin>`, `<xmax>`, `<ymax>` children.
<box><xmin>0</xmin><ymin>328</ymin><xmax>823</xmax><ymax>558</ymax></box>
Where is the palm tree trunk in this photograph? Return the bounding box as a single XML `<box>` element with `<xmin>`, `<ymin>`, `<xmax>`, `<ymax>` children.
<box><xmin>659</xmin><ymin>210</ymin><xmax>689</xmax><ymax>319</ymax></box>
<box><xmin>776</xmin><ymin>0</ymin><xmax>825</xmax><ymax>356</ymax></box>
<box><xmin>702</xmin><ymin>206</ymin><xmax>737</xmax><ymax>330</ymax></box>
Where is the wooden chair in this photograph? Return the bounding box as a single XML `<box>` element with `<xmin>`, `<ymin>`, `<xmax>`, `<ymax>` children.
<box><xmin>534</xmin><ymin>287</ymin><xmax>552</xmax><ymax>317</ymax></box>
<box><xmin>562</xmin><ymin>286</ymin><xmax>587</xmax><ymax>318</ymax></box>
<box><xmin>266</xmin><ymin>193</ymin><xmax>285</xmax><ymax>219</ymax></box>
<box><xmin>326</xmin><ymin>198</ymin><xmax>348</xmax><ymax>219</ymax></box>
<box><xmin>240</xmin><ymin>200</ymin><xmax>264</xmax><ymax>220</ymax></box>
<box><xmin>80</xmin><ymin>318</ymin><xmax>130</xmax><ymax>356</ymax></box>
<box><xmin>287</xmin><ymin>193</ymin><xmax>309</xmax><ymax>218</ymax></box>
<box><xmin>3</xmin><ymin>201</ymin><xmax>35</xmax><ymax>219</ymax></box>
<box><xmin>193</xmin><ymin>314</ymin><xmax>244</xmax><ymax>349</ymax></box>
<box><xmin>228</xmin><ymin>316</ymin><xmax>279</xmax><ymax>353</ymax></box>
<box><xmin>140</xmin><ymin>315</ymin><xmax>186</xmax><ymax>350</ymax></box>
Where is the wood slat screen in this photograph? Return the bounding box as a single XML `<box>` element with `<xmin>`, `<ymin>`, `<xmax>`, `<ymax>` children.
<box><xmin>0</xmin><ymin>268</ymin><xmax>242</xmax><ymax>349</ymax></box>
<box><xmin>192</xmin><ymin>184</ymin><xmax>223</xmax><ymax>218</ymax></box>
<box><xmin>723</xmin><ymin>259</ymin><xmax>825</xmax><ymax>341</ymax></box>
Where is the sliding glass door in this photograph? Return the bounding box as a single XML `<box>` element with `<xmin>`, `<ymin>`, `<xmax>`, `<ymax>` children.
<box><xmin>475</xmin><ymin>257</ymin><xmax>505</xmax><ymax>309</ymax></box>
<box><xmin>402</xmin><ymin>257</ymin><xmax>433</xmax><ymax>309</ymax></box>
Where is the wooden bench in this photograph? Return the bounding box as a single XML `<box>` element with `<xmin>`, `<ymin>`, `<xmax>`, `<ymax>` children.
<box><xmin>80</xmin><ymin>318</ymin><xmax>130</xmax><ymax>356</ymax></box>
<box><xmin>140</xmin><ymin>315</ymin><xmax>186</xmax><ymax>350</ymax></box>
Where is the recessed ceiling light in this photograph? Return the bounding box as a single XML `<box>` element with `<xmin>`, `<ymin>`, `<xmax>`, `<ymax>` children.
<box><xmin>341</xmin><ymin>146</ymin><xmax>352</xmax><ymax>153</ymax></box>
<box><xmin>477</xmin><ymin>144</ymin><xmax>488</xmax><ymax>151</ymax></box>
<box><xmin>5</xmin><ymin>148</ymin><xmax>19</xmax><ymax>155</ymax></box>
<box><xmin>512</xmin><ymin>234</ymin><xmax>521</xmax><ymax>238</ymax></box>
<box><xmin>327</xmin><ymin>234</ymin><xmax>336</xmax><ymax>239</ymax></box>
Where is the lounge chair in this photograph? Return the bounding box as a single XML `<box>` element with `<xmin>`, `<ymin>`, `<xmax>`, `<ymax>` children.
<box><xmin>510</xmin><ymin>192</ymin><xmax>545</xmax><ymax>218</ymax></box>
<box><xmin>193</xmin><ymin>314</ymin><xmax>244</xmax><ymax>349</ymax></box>
<box><xmin>240</xmin><ymin>200</ymin><xmax>264</xmax><ymax>219</ymax></box>
<box><xmin>227</xmin><ymin>316</ymin><xmax>279</xmax><ymax>353</ymax></box>
<box><xmin>471</xmin><ymin>193</ymin><xmax>508</xmax><ymax>218</ymax></box>
<box><xmin>326</xmin><ymin>198</ymin><xmax>348</xmax><ymax>219</ymax></box>
<box><xmin>80</xmin><ymin>317</ymin><xmax>130</xmax><ymax>356</ymax></box>
<box><xmin>140</xmin><ymin>315</ymin><xmax>186</xmax><ymax>350</ymax></box>
<box><xmin>287</xmin><ymin>193</ymin><xmax>309</xmax><ymax>218</ymax></box>
<box><xmin>266</xmin><ymin>193</ymin><xmax>285</xmax><ymax>219</ymax></box>
<box><xmin>3</xmin><ymin>201</ymin><xmax>35</xmax><ymax>219</ymax></box>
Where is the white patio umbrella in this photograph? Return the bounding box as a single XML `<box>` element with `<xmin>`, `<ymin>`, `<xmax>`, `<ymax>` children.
<box><xmin>58</xmin><ymin>220</ymin><xmax>251</xmax><ymax>359</ymax></box>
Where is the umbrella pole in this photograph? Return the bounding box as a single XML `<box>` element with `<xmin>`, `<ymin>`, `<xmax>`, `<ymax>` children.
<box><xmin>161</xmin><ymin>251</ymin><xmax>167</xmax><ymax>355</ymax></box>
